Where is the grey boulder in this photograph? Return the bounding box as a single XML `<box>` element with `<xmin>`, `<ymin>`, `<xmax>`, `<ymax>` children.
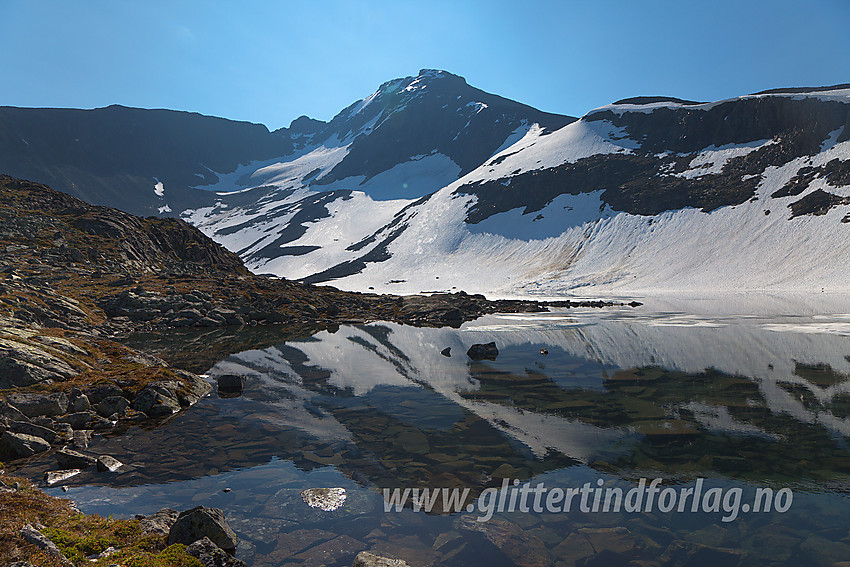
<box><xmin>167</xmin><ymin>506</ymin><xmax>238</xmax><ymax>551</ymax></box>
<box><xmin>6</xmin><ymin>391</ymin><xmax>69</xmax><ymax>417</ymax></box>
<box><xmin>186</xmin><ymin>537</ymin><xmax>247</xmax><ymax>567</ymax></box>
<box><xmin>0</xmin><ymin>431</ymin><xmax>51</xmax><ymax>458</ymax></box>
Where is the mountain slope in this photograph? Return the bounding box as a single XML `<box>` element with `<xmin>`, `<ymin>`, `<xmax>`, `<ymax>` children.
<box><xmin>0</xmin><ymin>105</ymin><xmax>295</xmax><ymax>216</ymax></box>
<box><xmin>183</xmin><ymin>69</ymin><xmax>574</xmax><ymax>279</ymax></box>
<box><xmin>4</xmin><ymin>74</ymin><xmax>849</xmax><ymax>296</ymax></box>
<box><xmin>290</xmin><ymin>86</ymin><xmax>850</xmax><ymax>295</ymax></box>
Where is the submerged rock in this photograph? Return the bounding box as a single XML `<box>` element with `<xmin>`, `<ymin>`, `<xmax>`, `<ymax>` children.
<box><xmin>301</xmin><ymin>487</ymin><xmax>347</xmax><ymax>511</ymax></box>
<box><xmin>289</xmin><ymin>534</ymin><xmax>364</xmax><ymax>566</ymax></box>
<box><xmin>168</xmin><ymin>506</ymin><xmax>238</xmax><ymax>552</ymax></box>
<box><xmin>217</xmin><ymin>374</ymin><xmax>246</xmax><ymax>397</ymax></box>
<box><xmin>456</xmin><ymin>515</ymin><xmax>551</xmax><ymax>567</ymax></box>
<box><xmin>466</xmin><ymin>342</ymin><xmax>499</xmax><ymax>361</ymax></box>
<box><xmin>354</xmin><ymin>551</ymin><xmax>411</xmax><ymax>567</ymax></box>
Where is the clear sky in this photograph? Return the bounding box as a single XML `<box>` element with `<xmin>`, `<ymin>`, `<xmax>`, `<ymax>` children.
<box><xmin>1</xmin><ymin>0</ymin><xmax>848</xmax><ymax>130</ymax></box>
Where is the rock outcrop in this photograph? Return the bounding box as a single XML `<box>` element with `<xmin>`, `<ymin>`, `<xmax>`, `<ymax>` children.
<box><xmin>167</xmin><ymin>506</ymin><xmax>239</xmax><ymax>552</ymax></box>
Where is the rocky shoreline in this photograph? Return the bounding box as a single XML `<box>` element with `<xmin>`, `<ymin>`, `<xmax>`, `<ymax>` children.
<box><xmin>0</xmin><ymin>175</ymin><xmax>640</xmax><ymax>565</ymax></box>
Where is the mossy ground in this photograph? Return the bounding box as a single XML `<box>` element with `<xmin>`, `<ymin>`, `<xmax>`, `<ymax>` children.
<box><xmin>0</xmin><ymin>473</ymin><xmax>201</xmax><ymax>567</ymax></box>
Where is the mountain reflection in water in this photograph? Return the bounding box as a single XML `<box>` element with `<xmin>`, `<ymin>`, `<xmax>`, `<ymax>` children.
<box><xmin>26</xmin><ymin>297</ymin><xmax>850</xmax><ymax>567</ymax></box>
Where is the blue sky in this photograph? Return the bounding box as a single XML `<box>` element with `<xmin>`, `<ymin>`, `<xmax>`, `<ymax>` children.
<box><xmin>1</xmin><ymin>0</ymin><xmax>848</xmax><ymax>130</ymax></box>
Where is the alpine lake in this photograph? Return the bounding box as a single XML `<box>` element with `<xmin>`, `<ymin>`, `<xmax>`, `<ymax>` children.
<box><xmin>12</xmin><ymin>293</ymin><xmax>850</xmax><ymax>567</ymax></box>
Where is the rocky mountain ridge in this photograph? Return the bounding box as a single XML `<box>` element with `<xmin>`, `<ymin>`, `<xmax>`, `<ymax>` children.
<box><xmin>3</xmin><ymin>73</ymin><xmax>848</xmax><ymax>295</ymax></box>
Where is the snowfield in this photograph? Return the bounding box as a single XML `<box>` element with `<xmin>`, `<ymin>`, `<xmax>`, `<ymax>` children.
<box><xmin>181</xmin><ymin>82</ymin><xmax>850</xmax><ymax>298</ymax></box>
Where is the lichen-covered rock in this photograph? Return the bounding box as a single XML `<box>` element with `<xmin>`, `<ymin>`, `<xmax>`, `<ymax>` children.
<box><xmin>0</xmin><ymin>431</ymin><xmax>51</xmax><ymax>458</ymax></box>
<box><xmin>6</xmin><ymin>391</ymin><xmax>69</xmax><ymax>417</ymax></box>
<box><xmin>186</xmin><ymin>537</ymin><xmax>247</xmax><ymax>567</ymax></box>
<box><xmin>57</xmin><ymin>411</ymin><xmax>96</xmax><ymax>430</ymax></box>
<box><xmin>167</xmin><ymin>506</ymin><xmax>238</xmax><ymax>551</ymax></box>
<box><xmin>354</xmin><ymin>551</ymin><xmax>411</xmax><ymax>567</ymax></box>
<box><xmin>7</xmin><ymin>419</ymin><xmax>58</xmax><ymax>443</ymax></box>
<box><xmin>44</xmin><ymin>469</ymin><xmax>82</xmax><ymax>486</ymax></box>
<box><xmin>96</xmin><ymin>454</ymin><xmax>123</xmax><ymax>472</ymax></box>
<box><xmin>0</xmin><ymin>337</ymin><xmax>78</xmax><ymax>388</ymax></box>
<box><xmin>139</xmin><ymin>508</ymin><xmax>178</xmax><ymax>535</ymax></box>
<box><xmin>0</xmin><ymin>400</ymin><xmax>28</xmax><ymax>421</ymax></box>
<box><xmin>301</xmin><ymin>487</ymin><xmax>347</xmax><ymax>511</ymax></box>
<box><xmin>71</xmin><ymin>429</ymin><xmax>92</xmax><ymax>450</ymax></box>
<box><xmin>176</xmin><ymin>370</ymin><xmax>213</xmax><ymax>406</ymax></box>
<box><xmin>20</xmin><ymin>524</ymin><xmax>72</xmax><ymax>564</ymax></box>
<box><xmin>69</xmin><ymin>392</ymin><xmax>91</xmax><ymax>412</ymax></box>
<box><xmin>56</xmin><ymin>448</ymin><xmax>97</xmax><ymax>470</ymax></box>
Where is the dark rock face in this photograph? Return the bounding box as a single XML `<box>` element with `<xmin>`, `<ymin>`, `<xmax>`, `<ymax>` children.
<box><xmin>467</xmin><ymin>342</ymin><xmax>499</xmax><ymax>361</ymax></box>
<box><xmin>789</xmin><ymin>188</ymin><xmax>850</xmax><ymax>218</ymax></box>
<box><xmin>586</xmin><ymin>95</ymin><xmax>849</xmax><ymax>156</ymax></box>
<box><xmin>311</xmin><ymin>70</ymin><xmax>573</xmax><ymax>187</ymax></box>
<box><xmin>0</xmin><ymin>105</ymin><xmax>293</xmax><ymax>216</ymax></box>
<box><xmin>167</xmin><ymin>506</ymin><xmax>239</xmax><ymax>551</ymax></box>
<box><xmin>456</xmin><ymin>92</ymin><xmax>850</xmax><ymax>221</ymax></box>
<box><xmin>0</xmin><ymin>70</ymin><xmax>573</xmax><ymax>219</ymax></box>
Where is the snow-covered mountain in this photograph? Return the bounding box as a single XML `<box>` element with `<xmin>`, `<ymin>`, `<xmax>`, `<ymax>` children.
<box><xmin>182</xmin><ymin>69</ymin><xmax>572</xmax><ymax>280</ymax></box>
<box><xmin>3</xmin><ymin>72</ymin><xmax>849</xmax><ymax>296</ymax></box>
<box><xmin>189</xmin><ymin>81</ymin><xmax>849</xmax><ymax>296</ymax></box>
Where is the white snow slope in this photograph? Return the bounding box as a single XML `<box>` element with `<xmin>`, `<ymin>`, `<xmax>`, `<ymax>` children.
<box><xmin>185</xmin><ymin>87</ymin><xmax>850</xmax><ymax>297</ymax></box>
<box><xmin>308</xmin><ymin>94</ymin><xmax>850</xmax><ymax>296</ymax></box>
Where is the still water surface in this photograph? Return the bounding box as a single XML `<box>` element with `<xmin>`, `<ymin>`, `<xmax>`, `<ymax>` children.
<box><xmin>29</xmin><ymin>296</ymin><xmax>850</xmax><ymax>565</ymax></box>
